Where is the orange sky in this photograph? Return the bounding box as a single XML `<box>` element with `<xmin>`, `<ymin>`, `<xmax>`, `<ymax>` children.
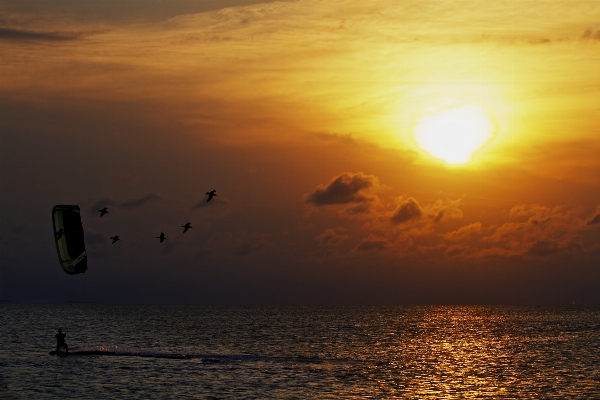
<box><xmin>1</xmin><ymin>0</ymin><xmax>599</xmax><ymax>304</ymax></box>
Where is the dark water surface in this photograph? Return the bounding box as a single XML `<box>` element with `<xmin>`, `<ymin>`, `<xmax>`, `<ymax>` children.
<box><xmin>1</xmin><ymin>304</ymin><xmax>599</xmax><ymax>398</ymax></box>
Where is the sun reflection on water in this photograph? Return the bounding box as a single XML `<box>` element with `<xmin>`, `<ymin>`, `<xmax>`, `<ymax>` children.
<box><xmin>2</xmin><ymin>304</ymin><xmax>599</xmax><ymax>398</ymax></box>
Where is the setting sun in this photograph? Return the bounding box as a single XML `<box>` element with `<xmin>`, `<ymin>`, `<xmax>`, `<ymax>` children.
<box><xmin>412</xmin><ymin>105</ymin><xmax>495</xmax><ymax>164</ymax></box>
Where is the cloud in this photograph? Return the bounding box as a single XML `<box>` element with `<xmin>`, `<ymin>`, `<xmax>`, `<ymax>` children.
<box><xmin>119</xmin><ymin>194</ymin><xmax>162</xmax><ymax>209</ymax></box>
<box><xmin>354</xmin><ymin>235</ymin><xmax>389</xmax><ymax>252</ymax></box>
<box><xmin>587</xmin><ymin>214</ymin><xmax>600</xmax><ymax>225</ymax></box>
<box><xmin>316</xmin><ymin>228</ymin><xmax>350</xmax><ymax>247</ymax></box>
<box><xmin>527</xmin><ymin>240</ymin><xmax>559</xmax><ymax>257</ymax></box>
<box><xmin>445</xmin><ymin>244</ymin><xmax>469</xmax><ymax>257</ymax></box>
<box><xmin>0</xmin><ymin>224</ymin><xmax>29</xmax><ymax>246</ymax></box>
<box><xmin>313</xmin><ymin>131</ymin><xmax>356</xmax><ymax>146</ymax></box>
<box><xmin>385</xmin><ymin>197</ymin><xmax>463</xmax><ymax>226</ymax></box>
<box><xmin>305</xmin><ymin>172</ymin><xmax>377</xmax><ymax>206</ymax></box>
<box><xmin>582</xmin><ymin>28</ymin><xmax>600</xmax><ymax>41</ymax></box>
<box><xmin>85</xmin><ymin>231</ymin><xmax>106</xmax><ymax>245</ymax></box>
<box><xmin>9</xmin><ymin>225</ymin><xmax>25</xmax><ymax>235</ymax></box>
<box><xmin>508</xmin><ymin>203</ymin><xmax>554</xmax><ymax>224</ymax></box>
<box><xmin>586</xmin><ymin>205</ymin><xmax>600</xmax><ymax>225</ymax></box>
<box><xmin>390</xmin><ymin>197</ymin><xmax>423</xmax><ymax>224</ymax></box>
<box><xmin>206</xmin><ymin>232</ymin><xmax>271</xmax><ymax>257</ymax></box>
<box><xmin>357</xmin><ymin>201</ymin><xmax>596</xmax><ymax>261</ymax></box>
<box><xmin>89</xmin><ymin>194</ymin><xmax>162</xmax><ymax>215</ymax></box>
<box><xmin>426</xmin><ymin>199</ymin><xmax>463</xmax><ymax>223</ymax></box>
<box><xmin>444</xmin><ymin>222</ymin><xmax>482</xmax><ymax>242</ymax></box>
<box><xmin>0</xmin><ymin>28</ymin><xmax>84</xmax><ymax>41</ymax></box>
<box><xmin>342</xmin><ymin>203</ymin><xmax>374</xmax><ymax>216</ymax></box>
<box><xmin>1</xmin><ymin>0</ymin><xmax>283</xmax><ymax>24</ymax></box>
<box><xmin>161</xmin><ymin>239</ymin><xmax>183</xmax><ymax>256</ymax></box>
<box><xmin>192</xmin><ymin>196</ymin><xmax>229</xmax><ymax>210</ymax></box>
<box><xmin>476</xmin><ymin>204</ymin><xmax>591</xmax><ymax>259</ymax></box>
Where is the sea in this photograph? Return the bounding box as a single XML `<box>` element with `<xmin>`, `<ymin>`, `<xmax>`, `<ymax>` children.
<box><xmin>1</xmin><ymin>304</ymin><xmax>599</xmax><ymax>399</ymax></box>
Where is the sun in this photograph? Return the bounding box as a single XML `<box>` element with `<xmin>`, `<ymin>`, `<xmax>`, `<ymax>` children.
<box><xmin>412</xmin><ymin>105</ymin><xmax>494</xmax><ymax>164</ymax></box>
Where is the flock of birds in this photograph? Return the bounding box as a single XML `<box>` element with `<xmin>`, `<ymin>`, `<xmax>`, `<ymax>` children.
<box><xmin>102</xmin><ymin>190</ymin><xmax>217</xmax><ymax>245</ymax></box>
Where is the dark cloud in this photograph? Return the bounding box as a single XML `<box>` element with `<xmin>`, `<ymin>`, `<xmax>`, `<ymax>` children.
<box><xmin>587</xmin><ymin>214</ymin><xmax>600</xmax><ymax>225</ymax></box>
<box><xmin>0</xmin><ymin>224</ymin><xmax>28</xmax><ymax>245</ymax></box>
<box><xmin>207</xmin><ymin>232</ymin><xmax>270</xmax><ymax>257</ymax></box>
<box><xmin>192</xmin><ymin>196</ymin><xmax>228</xmax><ymax>210</ymax></box>
<box><xmin>10</xmin><ymin>225</ymin><xmax>25</xmax><ymax>235</ymax></box>
<box><xmin>446</xmin><ymin>244</ymin><xmax>469</xmax><ymax>257</ymax></box>
<box><xmin>433</xmin><ymin>211</ymin><xmax>444</xmax><ymax>222</ymax></box>
<box><xmin>0</xmin><ymin>28</ymin><xmax>83</xmax><ymax>41</ymax></box>
<box><xmin>119</xmin><ymin>194</ymin><xmax>162</xmax><ymax>209</ymax></box>
<box><xmin>313</xmin><ymin>131</ymin><xmax>356</xmax><ymax>145</ymax></box>
<box><xmin>89</xmin><ymin>194</ymin><xmax>162</xmax><ymax>215</ymax></box>
<box><xmin>527</xmin><ymin>240</ymin><xmax>559</xmax><ymax>257</ymax></box>
<box><xmin>582</xmin><ymin>29</ymin><xmax>600</xmax><ymax>41</ymax></box>
<box><xmin>1</xmin><ymin>0</ymin><xmax>287</xmax><ymax>24</ymax></box>
<box><xmin>305</xmin><ymin>172</ymin><xmax>377</xmax><ymax>206</ymax></box>
<box><xmin>85</xmin><ymin>231</ymin><xmax>106</xmax><ymax>245</ymax></box>
<box><xmin>444</xmin><ymin>223</ymin><xmax>482</xmax><ymax>242</ymax></box>
<box><xmin>161</xmin><ymin>239</ymin><xmax>182</xmax><ymax>256</ymax></box>
<box><xmin>354</xmin><ymin>236</ymin><xmax>389</xmax><ymax>252</ymax></box>
<box><xmin>231</xmin><ymin>241</ymin><xmax>265</xmax><ymax>256</ymax></box>
<box><xmin>390</xmin><ymin>197</ymin><xmax>423</xmax><ymax>224</ymax></box>
<box><xmin>316</xmin><ymin>228</ymin><xmax>349</xmax><ymax>247</ymax></box>
<box><xmin>343</xmin><ymin>203</ymin><xmax>373</xmax><ymax>216</ymax></box>
<box><xmin>426</xmin><ymin>199</ymin><xmax>463</xmax><ymax>222</ymax></box>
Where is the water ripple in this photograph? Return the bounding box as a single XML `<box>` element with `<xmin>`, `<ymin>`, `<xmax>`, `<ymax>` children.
<box><xmin>2</xmin><ymin>304</ymin><xmax>599</xmax><ymax>398</ymax></box>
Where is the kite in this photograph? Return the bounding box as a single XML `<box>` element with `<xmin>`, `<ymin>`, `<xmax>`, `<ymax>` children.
<box><xmin>52</xmin><ymin>205</ymin><xmax>88</xmax><ymax>275</ymax></box>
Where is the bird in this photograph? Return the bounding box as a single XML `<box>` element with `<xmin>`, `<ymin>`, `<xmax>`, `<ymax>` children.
<box><xmin>182</xmin><ymin>222</ymin><xmax>192</xmax><ymax>233</ymax></box>
<box><xmin>110</xmin><ymin>236</ymin><xmax>121</xmax><ymax>244</ymax></box>
<box><xmin>205</xmin><ymin>190</ymin><xmax>217</xmax><ymax>202</ymax></box>
<box><xmin>156</xmin><ymin>232</ymin><xmax>167</xmax><ymax>243</ymax></box>
<box><xmin>99</xmin><ymin>207</ymin><xmax>109</xmax><ymax>216</ymax></box>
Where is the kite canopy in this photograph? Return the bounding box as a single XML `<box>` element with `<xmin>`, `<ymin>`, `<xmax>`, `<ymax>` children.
<box><xmin>52</xmin><ymin>205</ymin><xmax>88</xmax><ymax>275</ymax></box>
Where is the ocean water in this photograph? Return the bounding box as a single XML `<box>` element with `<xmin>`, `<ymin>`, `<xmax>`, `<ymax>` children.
<box><xmin>1</xmin><ymin>304</ymin><xmax>599</xmax><ymax>399</ymax></box>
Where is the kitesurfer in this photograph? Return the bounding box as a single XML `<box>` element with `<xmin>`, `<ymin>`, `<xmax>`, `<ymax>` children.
<box><xmin>99</xmin><ymin>207</ymin><xmax>109</xmax><ymax>216</ymax></box>
<box><xmin>205</xmin><ymin>190</ymin><xmax>217</xmax><ymax>202</ymax></box>
<box><xmin>55</xmin><ymin>328</ymin><xmax>68</xmax><ymax>355</ymax></box>
<box><xmin>182</xmin><ymin>222</ymin><xmax>192</xmax><ymax>233</ymax></box>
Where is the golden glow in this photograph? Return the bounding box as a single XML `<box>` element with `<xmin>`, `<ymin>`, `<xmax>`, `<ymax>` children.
<box><xmin>413</xmin><ymin>105</ymin><xmax>494</xmax><ymax>164</ymax></box>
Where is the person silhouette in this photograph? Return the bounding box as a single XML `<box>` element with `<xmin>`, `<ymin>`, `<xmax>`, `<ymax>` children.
<box><xmin>55</xmin><ymin>328</ymin><xmax>68</xmax><ymax>354</ymax></box>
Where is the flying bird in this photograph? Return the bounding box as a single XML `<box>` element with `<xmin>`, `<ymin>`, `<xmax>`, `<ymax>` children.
<box><xmin>110</xmin><ymin>236</ymin><xmax>121</xmax><ymax>244</ymax></box>
<box><xmin>99</xmin><ymin>207</ymin><xmax>109</xmax><ymax>216</ymax></box>
<box><xmin>156</xmin><ymin>232</ymin><xmax>167</xmax><ymax>243</ymax></box>
<box><xmin>182</xmin><ymin>222</ymin><xmax>192</xmax><ymax>233</ymax></box>
<box><xmin>205</xmin><ymin>190</ymin><xmax>217</xmax><ymax>202</ymax></box>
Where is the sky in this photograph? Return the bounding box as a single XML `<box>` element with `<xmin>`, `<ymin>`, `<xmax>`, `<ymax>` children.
<box><xmin>1</xmin><ymin>0</ymin><xmax>599</xmax><ymax>304</ymax></box>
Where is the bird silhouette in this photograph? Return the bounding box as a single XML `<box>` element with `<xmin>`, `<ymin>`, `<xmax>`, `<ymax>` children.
<box><xmin>110</xmin><ymin>236</ymin><xmax>121</xmax><ymax>244</ymax></box>
<box><xmin>99</xmin><ymin>207</ymin><xmax>109</xmax><ymax>216</ymax></box>
<box><xmin>205</xmin><ymin>190</ymin><xmax>217</xmax><ymax>202</ymax></box>
<box><xmin>156</xmin><ymin>232</ymin><xmax>167</xmax><ymax>243</ymax></box>
<box><xmin>182</xmin><ymin>222</ymin><xmax>192</xmax><ymax>233</ymax></box>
